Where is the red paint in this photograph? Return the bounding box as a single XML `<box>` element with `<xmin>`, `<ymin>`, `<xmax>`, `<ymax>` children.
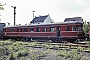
<box><xmin>3</xmin><ymin>23</ymin><xmax>83</xmax><ymax>39</ymax></box>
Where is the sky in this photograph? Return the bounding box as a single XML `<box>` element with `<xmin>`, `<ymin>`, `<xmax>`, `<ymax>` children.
<box><xmin>1</xmin><ymin>0</ymin><xmax>90</xmax><ymax>25</ymax></box>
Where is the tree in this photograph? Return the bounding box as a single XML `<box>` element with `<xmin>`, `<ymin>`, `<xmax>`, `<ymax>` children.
<box><xmin>0</xmin><ymin>3</ymin><xmax>6</xmax><ymax>21</ymax></box>
<box><xmin>83</xmin><ymin>20</ymin><xmax>89</xmax><ymax>37</ymax></box>
<box><xmin>0</xmin><ymin>3</ymin><xmax>6</xmax><ymax>10</ymax></box>
<box><xmin>0</xmin><ymin>7</ymin><xmax>4</xmax><ymax>10</ymax></box>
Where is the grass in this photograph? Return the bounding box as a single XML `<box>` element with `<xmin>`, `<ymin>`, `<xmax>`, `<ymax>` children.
<box><xmin>0</xmin><ymin>40</ymin><xmax>13</xmax><ymax>46</ymax></box>
<box><xmin>0</xmin><ymin>40</ymin><xmax>29</xmax><ymax>60</ymax></box>
<box><xmin>0</xmin><ymin>40</ymin><xmax>90</xmax><ymax>60</ymax></box>
<box><xmin>58</xmin><ymin>50</ymin><xmax>82</xmax><ymax>60</ymax></box>
<box><xmin>28</xmin><ymin>49</ymin><xmax>47</xmax><ymax>60</ymax></box>
<box><xmin>57</xmin><ymin>45</ymin><xmax>90</xmax><ymax>60</ymax></box>
<box><xmin>0</xmin><ymin>40</ymin><xmax>48</xmax><ymax>60</ymax></box>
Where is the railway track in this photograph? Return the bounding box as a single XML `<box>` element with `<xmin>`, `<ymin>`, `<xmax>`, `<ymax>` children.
<box><xmin>34</xmin><ymin>41</ymin><xmax>90</xmax><ymax>47</ymax></box>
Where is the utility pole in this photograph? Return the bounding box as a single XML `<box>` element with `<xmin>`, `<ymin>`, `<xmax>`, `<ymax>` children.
<box><xmin>32</xmin><ymin>11</ymin><xmax>35</xmax><ymax>24</ymax></box>
<box><xmin>11</xmin><ymin>6</ymin><xmax>16</xmax><ymax>26</ymax></box>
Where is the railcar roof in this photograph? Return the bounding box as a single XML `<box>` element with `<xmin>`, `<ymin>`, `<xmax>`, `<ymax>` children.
<box><xmin>3</xmin><ymin>21</ymin><xmax>83</xmax><ymax>28</ymax></box>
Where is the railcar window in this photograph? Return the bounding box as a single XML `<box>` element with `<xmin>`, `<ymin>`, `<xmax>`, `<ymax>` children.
<box><xmin>72</xmin><ymin>26</ymin><xmax>82</xmax><ymax>31</ymax></box>
<box><xmin>77</xmin><ymin>26</ymin><xmax>81</xmax><ymax>31</ymax></box>
<box><xmin>30</xmin><ymin>28</ymin><xmax>34</xmax><ymax>32</ymax></box>
<box><xmin>20</xmin><ymin>28</ymin><xmax>22</xmax><ymax>32</ymax></box>
<box><xmin>66</xmin><ymin>26</ymin><xmax>70</xmax><ymax>31</ymax></box>
<box><xmin>36</xmin><ymin>28</ymin><xmax>40</xmax><ymax>32</ymax></box>
<box><xmin>10</xmin><ymin>29</ymin><xmax>14</xmax><ymax>32</ymax></box>
<box><xmin>3</xmin><ymin>29</ymin><xmax>6</xmax><ymax>32</ymax></box>
<box><xmin>24</xmin><ymin>28</ymin><xmax>27</xmax><ymax>32</ymax></box>
<box><xmin>43</xmin><ymin>28</ymin><xmax>47</xmax><ymax>32</ymax></box>
<box><xmin>50</xmin><ymin>27</ymin><xmax>54</xmax><ymax>32</ymax></box>
<box><xmin>5</xmin><ymin>29</ymin><xmax>7</xmax><ymax>32</ymax></box>
<box><xmin>72</xmin><ymin>26</ymin><xmax>76</xmax><ymax>31</ymax></box>
<box><xmin>3</xmin><ymin>29</ymin><xmax>4</xmax><ymax>32</ymax></box>
<box><xmin>17</xmin><ymin>29</ymin><xmax>19</xmax><ymax>32</ymax></box>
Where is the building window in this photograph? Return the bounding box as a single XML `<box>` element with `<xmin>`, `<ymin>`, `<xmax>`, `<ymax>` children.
<box><xmin>43</xmin><ymin>28</ymin><xmax>47</xmax><ymax>32</ymax></box>
<box><xmin>20</xmin><ymin>28</ymin><xmax>22</xmax><ymax>32</ymax></box>
<box><xmin>36</xmin><ymin>28</ymin><xmax>40</xmax><ymax>32</ymax></box>
<box><xmin>30</xmin><ymin>28</ymin><xmax>34</xmax><ymax>32</ymax></box>
<box><xmin>24</xmin><ymin>28</ymin><xmax>27</xmax><ymax>32</ymax></box>
<box><xmin>66</xmin><ymin>26</ymin><xmax>70</xmax><ymax>31</ymax></box>
<box><xmin>50</xmin><ymin>27</ymin><xmax>54</xmax><ymax>32</ymax></box>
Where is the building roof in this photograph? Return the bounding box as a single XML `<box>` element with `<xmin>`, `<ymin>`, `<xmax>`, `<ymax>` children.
<box><xmin>64</xmin><ymin>17</ymin><xmax>83</xmax><ymax>22</ymax></box>
<box><xmin>30</xmin><ymin>15</ymin><xmax>49</xmax><ymax>23</ymax></box>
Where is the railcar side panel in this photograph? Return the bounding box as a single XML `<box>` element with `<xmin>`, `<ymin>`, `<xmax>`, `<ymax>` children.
<box><xmin>3</xmin><ymin>22</ymin><xmax>84</xmax><ymax>42</ymax></box>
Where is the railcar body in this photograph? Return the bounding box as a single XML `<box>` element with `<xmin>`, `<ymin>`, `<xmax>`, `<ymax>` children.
<box><xmin>3</xmin><ymin>21</ymin><xmax>83</xmax><ymax>42</ymax></box>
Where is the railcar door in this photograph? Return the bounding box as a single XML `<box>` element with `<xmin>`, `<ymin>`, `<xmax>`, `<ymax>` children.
<box><xmin>17</xmin><ymin>28</ymin><xmax>19</xmax><ymax>36</ymax></box>
<box><xmin>57</xmin><ymin>26</ymin><xmax>60</xmax><ymax>37</ymax></box>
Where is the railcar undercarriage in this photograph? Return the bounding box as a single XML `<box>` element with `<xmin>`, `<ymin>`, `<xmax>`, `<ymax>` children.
<box><xmin>3</xmin><ymin>35</ymin><xmax>89</xmax><ymax>43</ymax></box>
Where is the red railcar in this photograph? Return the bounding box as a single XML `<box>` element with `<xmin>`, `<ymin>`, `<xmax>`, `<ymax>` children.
<box><xmin>3</xmin><ymin>21</ymin><xmax>84</xmax><ymax>42</ymax></box>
